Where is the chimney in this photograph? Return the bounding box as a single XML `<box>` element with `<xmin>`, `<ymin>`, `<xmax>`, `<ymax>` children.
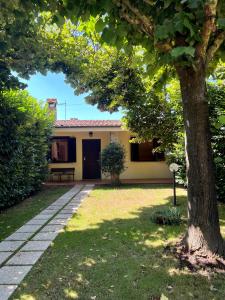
<box><xmin>47</xmin><ymin>98</ymin><xmax>57</xmax><ymax>119</ymax></box>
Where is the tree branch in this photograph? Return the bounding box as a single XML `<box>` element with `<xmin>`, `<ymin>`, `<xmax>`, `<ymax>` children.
<box><xmin>115</xmin><ymin>0</ymin><xmax>154</xmax><ymax>37</ymax></box>
<box><xmin>206</xmin><ymin>31</ymin><xmax>225</xmax><ymax>63</ymax></box>
<box><xmin>196</xmin><ymin>1</ymin><xmax>218</xmax><ymax>58</ymax></box>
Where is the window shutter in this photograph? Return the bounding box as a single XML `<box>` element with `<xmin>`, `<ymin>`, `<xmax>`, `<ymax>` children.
<box><xmin>68</xmin><ymin>138</ymin><xmax>76</xmax><ymax>162</ymax></box>
<box><xmin>131</xmin><ymin>143</ymin><xmax>139</xmax><ymax>161</ymax></box>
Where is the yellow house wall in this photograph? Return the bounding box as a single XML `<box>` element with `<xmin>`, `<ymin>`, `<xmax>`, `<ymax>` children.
<box><xmin>48</xmin><ymin>129</ymin><xmax>172</xmax><ymax>180</ymax></box>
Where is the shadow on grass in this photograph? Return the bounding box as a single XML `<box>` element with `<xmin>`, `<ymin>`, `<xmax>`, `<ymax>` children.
<box><xmin>14</xmin><ymin>193</ymin><xmax>225</xmax><ymax>300</ymax></box>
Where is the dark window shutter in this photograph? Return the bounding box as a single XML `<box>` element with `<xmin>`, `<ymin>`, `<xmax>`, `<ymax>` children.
<box><xmin>68</xmin><ymin>138</ymin><xmax>76</xmax><ymax>162</ymax></box>
<box><xmin>131</xmin><ymin>143</ymin><xmax>139</xmax><ymax>161</ymax></box>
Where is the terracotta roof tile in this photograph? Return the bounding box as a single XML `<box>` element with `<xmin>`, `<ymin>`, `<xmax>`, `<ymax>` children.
<box><xmin>54</xmin><ymin>119</ymin><xmax>122</xmax><ymax>128</ymax></box>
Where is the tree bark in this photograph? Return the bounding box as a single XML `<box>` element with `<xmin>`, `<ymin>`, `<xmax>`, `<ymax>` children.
<box><xmin>176</xmin><ymin>60</ymin><xmax>225</xmax><ymax>256</ymax></box>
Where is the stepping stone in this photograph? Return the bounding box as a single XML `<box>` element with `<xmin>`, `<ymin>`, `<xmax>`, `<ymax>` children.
<box><xmin>41</xmin><ymin>208</ymin><xmax>59</xmax><ymax>214</ymax></box>
<box><xmin>6</xmin><ymin>251</ymin><xmax>43</xmax><ymax>266</ymax></box>
<box><xmin>21</xmin><ymin>241</ymin><xmax>52</xmax><ymax>251</ymax></box>
<box><xmin>39</xmin><ymin>210</ymin><xmax>56</xmax><ymax>215</ymax></box>
<box><xmin>0</xmin><ymin>241</ymin><xmax>24</xmax><ymax>252</ymax></box>
<box><xmin>32</xmin><ymin>232</ymin><xmax>58</xmax><ymax>241</ymax></box>
<box><xmin>0</xmin><ymin>265</ymin><xmax>32</xmax><ymax>284</ymax></box>
<box><xmin>56</xmin><ymin>213</ymin><xmax>73</xmax><ymax>219</ymax></box>
<box><xmin>5</xmin><ymin>232</ymin><xmax>33</xmax><ymax>241</ymax></box>
<box><xmin>41</xmin><ymin>224</ymin><xmax>64</xmax><ymax>232</ymax></box>
<box><xmin>64</xmin><ymin>204</ymin><xmax>79</xmax><ymax>208</ymax></box>
<box><xmin>48</xmin><ymin>219</ymin><xmax>67</xmax><ymax>225</ymax></box>
<box><xmin>17</xmin><ymin>224</ymin><xmax>42</xmax><ymax>233</ymax></box>
<box><xmin>26</xmin><ymin>219</ymin><xmax>47</xmax><ymax>226</ymax></box>
<box><xmin>0</xmin><ymin>252</ymin><xmax>12</xmax><ymax>264</ymax></box>
<box><xmin>46</xmin><ymin>205</ymin><xmax>63</xmax><ymax>210</ymax></box>
<box><xmin>0</xmin><ymin>285</ymin><xmax>18</xmax><ymax>300</ymax></box>
<box><xmin>54</xmin><ymin>199</ymin><xmax>69</xmax><ymax>204</ymax></box>
<box><xmin>60</xmin><ymin>208</ymin><xmax>77</xmax><ymax>213</ymax></box>
<box><xmin>31</xmin><ymin>214</ymin><xmax>53</xmax><ymax>220</ymax></box>
<box><xmin>69</xmin><ymin>201</ymin><xmax>80</xmax><ymax>208</ymax></box>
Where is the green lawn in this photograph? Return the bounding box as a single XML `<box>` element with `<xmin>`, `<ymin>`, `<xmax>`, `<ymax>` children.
<box><xmin>0</xmin><ymin>185</ymin><xmax>70</xmax><ymax>241</ymax></box>
<box><xmin>12</xmin><ymin>185</ymin><xmax>225</xmax><ymax>300</ymax></box>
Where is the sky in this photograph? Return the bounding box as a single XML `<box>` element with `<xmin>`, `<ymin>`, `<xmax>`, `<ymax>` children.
<box><xmin>23</xmin><ymin>72</ymin><xmax>123</xmax><ymax>120</ymax></box>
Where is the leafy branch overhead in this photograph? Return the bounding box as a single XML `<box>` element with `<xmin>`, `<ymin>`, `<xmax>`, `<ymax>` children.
<box><xmin>56</xmin><ymin>1</ymin><xmax>225</xmax><ymax>68</ymax></box>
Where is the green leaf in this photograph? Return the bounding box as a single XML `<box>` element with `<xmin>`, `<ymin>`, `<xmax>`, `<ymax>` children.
<box><xmin>218</xmin><ymin>115</ymin><xmax>225</xmax><ymax>125</ymax></box>
<box><xmin>171</xmin><ymin>46</ymin><xmax>195</xmax><ymax>58</ymax></box>
<box><xmin>155</xmin><ymin>20</ymin><xmax>174</xmax><ymax>40</ymax></box>
<box><xmin>218</xmin><ymin>18</ymin><xmax>225</xmax><ymax>29</ymax></box>
<box><xmin>101</xmin><ymin>27</ymin><xmax>116</xmax><ymax>44</ymax></box>
<box><xmin>183</xmin><ymin>18</ymin><xmax>195</xmax><ymax>36</ymax></box>
<box><xmin>95</xmin><ymin>18</ymin><xmax>105</xmax><ymax>32</ymax></box>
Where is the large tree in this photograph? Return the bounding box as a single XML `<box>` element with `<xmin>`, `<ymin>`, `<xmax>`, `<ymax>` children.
<box><xmin>55</xmin><ymin>0</ymin><xmax>225</xmax><ymax>257</ymax></box>
<box><xmin>0</xmin><ymin>0</ymin><xmax>58</xmax><ymax>89</ymax></box>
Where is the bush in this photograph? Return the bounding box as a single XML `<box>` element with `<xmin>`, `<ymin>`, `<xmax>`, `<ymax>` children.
<box><xmin>151</xmin><ymin>207</ymin><xmax>182</xmax><ymax>225</ymax></box>
<box><xmin>101</xmin><ymin>142</ymin><xmax>126</xmax><ymax>185</ymax></box>
<box><xmin>0</xmin><ymin>90</ymin><xmax>53</xmax><ymax>210</ymax></box>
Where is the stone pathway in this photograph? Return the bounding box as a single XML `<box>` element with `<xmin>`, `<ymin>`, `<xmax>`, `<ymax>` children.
<box><xmin>0</xmin><ymin>184</ymin><xmax>94</xmax><ymax>300</ymax></box>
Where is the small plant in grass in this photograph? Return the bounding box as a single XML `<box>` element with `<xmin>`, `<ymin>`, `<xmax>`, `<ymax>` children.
<box><xmin>101</xmin><ymin>142</ymin><xmax>126</xmax><ymax>185</ymax></box>
<box><xmin>151</xmin><ymin>207</ymin><xmax>181</xmax><ymax>225</ymax></box>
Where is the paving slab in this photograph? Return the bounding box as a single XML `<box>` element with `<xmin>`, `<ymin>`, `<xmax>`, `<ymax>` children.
<box><xmin>6</xmin><ymin>251</ymin><xmax>43</xmax><ymax>266</ymax></box>
<box><xmin>0</xmin><ymin>241</ymin><xmax>24</xmax><ymax>252</ymax></box>
<box><xmin>41</xmin><ymin>224</ymin><xmax>64</xmax><ymax>232</ymax></box>
<box><xmin>41</xmin><ymin>207</ymin><xmax>59</xmax><ymax>215</ymax></box>
<box><xmin>26</xmin><ymin>219</ymin><xmax>48</xmax><ymax>226</ymax></box>
<box><xmin>0</xmin><ymin>285</ymin><xmax>18</xmax><ymax>300</ymax></box>
<box><xmin>17</xmin><ymin>224</ymin><xmax>42</xmax><ymax>233</ymax></box>
<box><xmin>64</xmin><ymin>204</ymin><xmax>79</xmax><ymax>208</ymax></box>
<box><xmin>5</xmin><ymin>232</ymin><xmax>33</xmax><ymax>241</ymax></box>
<box><xmin>60</xmin><ymin>208</ymin><xmax>77</xmax><ymax>213</ymax></box>
<box><xmin>31</xmin><ymin>214</ymin><xmax>53</xmax><ymax>220</ymax></box>
<box><xmin>0</xmin><ymin>265</ymin><xmax>32</xmax><ymax>284</ymax></box>
<box><xmin>40</xmin><ymin>209</ymin><xmax>57</xmax><ymax>215</ymax></box>
<box><xmin>53</xmin><ymin>199</ymin><xmax>70</xmax><ymax>205</ymax></box>
<box><xmin>56</xmin><ymin>213</ymin><xmax>73</xmax><ymax>219</ymax></box>
<box><xmin>46</xmin><ymin>205</ymin><xmax>63</xmax><ymax>210</ymax></box>
<box><xmin>32</xmin><ymin>232</ymin><xmax>58</xmax><ymax>241</ymax></box>
<box><xmin>21</xmin><ymin>241</ymin><xmax>52</xmax><ymax>251</ymax></box>
<box><xmin>48</xmin><ymin>219</ymin><xmax>67</xmax><ymax>225</ymax></box>
<box><xmin>69</xmin><ymin>202</ymin><xmax>79</xmax><ymax>207</ymax></box>
<box><xmin>0</xmin><ymin>252</ymin><xmax>12</xmax><ymax>264</ymax></box>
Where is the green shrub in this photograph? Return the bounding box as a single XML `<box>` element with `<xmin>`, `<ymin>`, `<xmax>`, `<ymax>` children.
<box><xmin>151</xmin><ymin>207</ymin><xmax>182</xmax><ymax>225</ymax></box>
<box><xmin>101</xmin><ymin>142</ymin><xmax>126</xmax><ymax>185</ymax></box>
<box><xmin>0</xmin><ymin>90</ymin><xmax>53</xmax><ymax>210</ymax></box>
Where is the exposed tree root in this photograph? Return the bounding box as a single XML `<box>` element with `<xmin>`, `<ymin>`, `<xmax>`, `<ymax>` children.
<box><xmin>164</xmin><ymin>242</ymin><xmax>225</xmax><ymax>274</ymax></box>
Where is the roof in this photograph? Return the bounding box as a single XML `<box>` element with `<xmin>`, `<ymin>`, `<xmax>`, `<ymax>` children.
<box><xmin>54</xmin><ymin>119</ymin><xmax>122</xmax><ymax>128</ymax></box>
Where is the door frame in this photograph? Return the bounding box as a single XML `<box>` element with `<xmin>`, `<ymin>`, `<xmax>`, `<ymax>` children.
<box><xmin>82</xmin><ymin>139</ymin><xmax>101</xmax><ymax>180</ymax></box>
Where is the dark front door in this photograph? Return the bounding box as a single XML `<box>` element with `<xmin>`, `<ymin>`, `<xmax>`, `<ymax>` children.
<box><xmin>82</xmin><ymin>139</ymin><xmax>101</xmax><ymax>179</ymax></box>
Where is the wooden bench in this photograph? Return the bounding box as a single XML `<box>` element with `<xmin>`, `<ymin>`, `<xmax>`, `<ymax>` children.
<box><xmin>50</xmin><ymin>168</ymin><xmax>75</xmax><ymax>182</ymax></box>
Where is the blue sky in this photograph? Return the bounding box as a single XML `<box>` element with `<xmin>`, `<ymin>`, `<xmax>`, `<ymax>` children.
<box><xmin>23</xmin><ymin>72</ymin><xmax>123</xmax><ymax>120</ymax></box>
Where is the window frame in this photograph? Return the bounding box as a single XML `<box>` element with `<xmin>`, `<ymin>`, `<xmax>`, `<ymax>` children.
<box><xmin>130</xmin><ymin>137</ymin><xmax>165</xmax><ymax>162</ymax></box>
<box><xmin>50</xmin><ymin>136</ymin><xmax>76</xmax><ymax>163</ymax></box>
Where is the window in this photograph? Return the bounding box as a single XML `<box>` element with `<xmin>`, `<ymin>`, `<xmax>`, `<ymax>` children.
<box><xmin>130</xmin><ymin>138</ymin><xmax>164</xmax><ymax>162</ymax></box>
<box><xmin>50</xmin><ymin>137</ymin><xmax>76</xmax><ymax>163</ymax></box>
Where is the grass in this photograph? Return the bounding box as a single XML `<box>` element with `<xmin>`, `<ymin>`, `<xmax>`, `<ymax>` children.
<box><xmin>11</xmin><ymin>184</ymin><xmax>225</xmax><ymax>300</ymax></box>
<box><xmin>0</xmin><ymin>185</ymin><xmax>70</xmax><ymax>241</ymax></box>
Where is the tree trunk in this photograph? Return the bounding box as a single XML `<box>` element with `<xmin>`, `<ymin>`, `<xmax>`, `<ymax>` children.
<box><xmin>176</xmin><ymin>61</ymin><xmax>225</xmax><ymax>256</ymax></box>
<box><xmin>111</xmin><ymin>173</ymin><xmax>120</xmax><ymax>186</ymax></box>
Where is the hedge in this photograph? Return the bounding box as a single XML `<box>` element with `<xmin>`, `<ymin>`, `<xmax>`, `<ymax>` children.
<box><xmin>0</xmin><ymin>90</ymin><xmax>53</xmax><ymax>210</ymax></box>
<box><xmin>167</xmin><ymin>84</ymin><xmax>225</xmax><ymax>202</ymax></box>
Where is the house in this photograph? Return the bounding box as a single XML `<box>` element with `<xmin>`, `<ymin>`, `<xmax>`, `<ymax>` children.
<box><xmin>48</xmin><ymin>98</ymin><xmax>172</xmax><ymax>182</ymax></box>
